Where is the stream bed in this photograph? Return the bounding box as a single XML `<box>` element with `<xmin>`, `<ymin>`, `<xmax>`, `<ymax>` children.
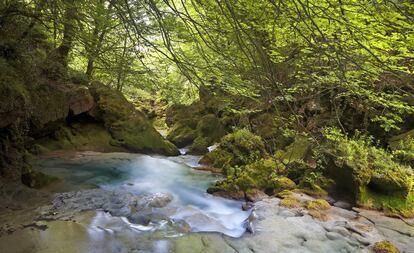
<box><xmin>1</xmin><ymin>151</ymin><xmax>413</xmax><ymax>253</ymax></box>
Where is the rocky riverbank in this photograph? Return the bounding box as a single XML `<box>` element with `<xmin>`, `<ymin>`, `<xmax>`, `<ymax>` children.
<box><xmin>1</xmin><ymin>187</ymin><xmax>412</xmax><ymax>253</ymax></box>
<box><xmin>1</xmin><ymin>151</ymin><xmax>413</xmax><ymax>253</ymax></box>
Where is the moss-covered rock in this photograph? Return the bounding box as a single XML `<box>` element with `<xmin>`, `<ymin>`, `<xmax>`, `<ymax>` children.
<box><xmin>195</xmin><ymin>114</ymin><xmax>226</xmax><ymax>143</ymax></box>
<box><xmin>200</xmin><ymin>129</ymin><xmax>267</xmax><ymax>172</ymax></box>
<box><xmin>373</xmin><ymin>240</ymin><xmax>400</xmax><ymax>253</ymax></box>
<box><xmin>21</xmin><ymin>166</ymin><xmax>58</xmax><ymax>188</ymax></box>
<box><xmin>167</xmin><ymin>123</ymin><xmax>197</xmax><ymax>148</ymax></box>
<box><xmin>89</xmin><ymin>82</ymin><xmax>179</xmax><ymax>156</ymax></box>
<box><xmin>188</xmin><ymin>137</ymin><xmax>209</xmax><ymax>155</ymax></box>
<box><xmin>110</xmin><ymin>118</ymin><xmax>179</xmax><ymax>155</ymax></box>
<box><xmin>324</xmin><ymin>134</ymin><xmax>414</xmax><ymax>217</ymax></box>
<box><xmin>34</xmin><ymin>123</ymin><xmax>124</xmax><ymax>153</ymax></box>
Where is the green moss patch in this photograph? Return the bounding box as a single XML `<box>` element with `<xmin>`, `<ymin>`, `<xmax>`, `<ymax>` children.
<box><xmin>373</xmin><ymin>240</ymin><xmax>400</xmax><ymax>253</ymax></box>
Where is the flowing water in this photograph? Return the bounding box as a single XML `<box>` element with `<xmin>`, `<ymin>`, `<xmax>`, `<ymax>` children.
<box><xmin>33</xmin><ymin>151</ymin><xmax>250</xmax><ymax>239</ymax></box>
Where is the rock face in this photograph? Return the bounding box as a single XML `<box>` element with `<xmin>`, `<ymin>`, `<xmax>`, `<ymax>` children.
<box><xmin>0</xmin><ymin>80</ymin><xmax>179</xmax><ymax>187</ymax></box>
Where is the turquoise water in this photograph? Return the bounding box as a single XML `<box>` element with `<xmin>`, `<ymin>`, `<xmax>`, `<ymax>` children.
<box><xmin>34</xmin><ymin>152</ymin><xmax>250</xmax><ymax>238</ymax></box>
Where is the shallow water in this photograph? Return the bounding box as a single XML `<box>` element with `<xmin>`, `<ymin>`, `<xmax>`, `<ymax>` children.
<box><xmin>33</xmin><ymin>151</ymin><xmax>250</xmax><ymax>238</ymax></box>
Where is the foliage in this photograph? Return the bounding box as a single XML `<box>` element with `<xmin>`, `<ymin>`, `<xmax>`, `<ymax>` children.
<box><xmin>323</xmin><ymin>127</ymin><xmax>414</xmax><ymax>217</ymax></box>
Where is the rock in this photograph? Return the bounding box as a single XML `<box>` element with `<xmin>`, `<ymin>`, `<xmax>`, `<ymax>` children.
<box><xmin>242</xmin><ymin>202</ymin><xmax>254</xmax><ymax>211</ymax></box>
<box><xmin>42</xmin><ymin>189</ymin><xmax>172</xmax><ymax>220</ymax></box>
<box><xmin>68</xmin><ymin>86</ymin><xmax>94</xmax><ymax>115</ymax></box>
<box><xmin>333</xmin><ymin>200</ymin><xmax>353</xmax><ymax>209</ymax></box>
<box><xmin>188</xmin><ymin>136</ymin><xmax>209</xmax><ymax>155</ymax></box>
<box><xmin>167</xmin><ymin>123</ymin><xmax>197</xmax><ymax>148</ymax></box>
<box><xmin>246</xmin><ymin>189</ymin><xmax>268</xmax><ymax>202</ymax></box>
<box><xmin>140</xmin><ymin>193</ymin><xmax>173</xmax><ymax>208</ymax></box>
<box><xmin>89</xmin><ymin>82</ymin><xmax>179</xmax><ymax>156</ymax></box>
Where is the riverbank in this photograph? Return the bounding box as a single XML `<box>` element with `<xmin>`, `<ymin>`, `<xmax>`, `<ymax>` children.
<box><xmin>1</xmin><ymin>151</ymin><xmax>413</xmax><ymax>252</ymax></box>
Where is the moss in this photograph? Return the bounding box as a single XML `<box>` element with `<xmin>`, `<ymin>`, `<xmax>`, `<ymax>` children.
<box><xmin>276</xmin><ymin>190</ymin><xmax>294</xmax><ymax>198</ymax></box>
<box><xmin>199</xmin><ymin>148</ymin><xmax>233</xmax><ymax>170</ymax></box>
<box><xmin>304</xmin><ymin>199</ymin><xmax>331</xmax><ymax>210</ymax></box>
<box><xmin>280</xmin><ymin>196</ymin><xmax>301</xmax><ymax>208</ymax></box>
<box><xmin>21</xmin><ymin>167</ymin><xmax>58</xmax><ymax>188</ymax></box>
<box><xmin>308</xmin><ymin>210</ymin><xmax>329</xmax><ymax>221</ymax></box>
<box><xmin>324</xmin><ymin>132</ymin><xmax>414</xmax><ymax>215</ymax></box>
<box><xmin>189</xmin><ymin>137</ymin><xmax>209</xmax><ymax>155</ymax></box>
<box><xmin>358</xmin><ymin>187</ymin><xmax>414</xmax><ymax>218</ymax></box>
<box><xmin>200</xmin><ymin>129</ymin><xmax>267</xmax><ymax>171</ymax></box>
<box><xmin>195</xmin><ymin>114</ymin><xmax>226</xmax><ymax>143</ymax></box>
<box><xmin>111</xmin><ymin>118</ymin><xmax>179</xmax><ymax>156</ymax></box>
<box><xmin>167</xmin><ymin>123</ymin><xmax>197</xmax><ymax>148</ymax></box>
<box><xmin>88</xmin><ymin>82</ymin><xmax>179</xmax><ymax>155</ymax></box>
<box><xmin>34</xmin><ymin>124</ymin><xmax>121</xmax><ymax>153</ymax></box>
<box><xmin>249</xmin><ymin>112</ymin><xmax>293</xmax><ymax>153</ymax></box>
<box><xmin>373</xmin><ymin>240</ymin><xmax>400</xmax><ymax>253</ymax></box>
<box><xmin>298</xmin><ymin>172</ymin><xmax>332</xmax><ymax>197</ymax></box>
<box><xmin>273</xmin><ymin>177</ymin><xmax>296</xmax><ymax>192</ymax></box>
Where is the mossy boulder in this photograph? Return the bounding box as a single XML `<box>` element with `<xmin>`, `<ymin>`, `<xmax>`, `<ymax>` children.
<box><xmin>200</xmin><ymin>129</ymin><xmax>267</xmax><ymax>172</ymax></box>
<box><xmin>110</xmin><ymin>118</ymin><xmax>179</xmax><ymax>155</ymax></box>
<box><xmin>250</xmin><ymin>112</ymin><xmax>288</xmax><ymax>151</ymax></box>
<box><xmin>167</xmin><ymin>123</ymin><xmax>197</xmax><ymax>148</ymax></box>
<box><xmin>89</xmin><ymin>82</ymin><xmax>179</xmax><ymax>156</ymax></box>
<box><xmin>207</xmin><ymin>158</ymin><xmax>290</xmax><ymax>196</ymax></box>
<box><xmin>195</xmin><ymin>114</ymin><xmax>226</xmax><ymax>143</ymax></box>
<box><xmin>324</xmin><ymin>135</ymin><xmax>414</xmax><ymax>217</ymax></box>
<box><xmin>167</xmin><ymin>113</ymin><xmax>225</xmax><ymax>153</ymax></box>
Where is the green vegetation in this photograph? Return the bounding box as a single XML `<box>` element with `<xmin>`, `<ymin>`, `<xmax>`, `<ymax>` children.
<box><xmin>373</xmin><ymin>241</ymin><xmax>400</xmax><ymax>253</ymax></box>
<box><xmin>0</xmin><ymin>0</ymin><xmax>413</xmax><ymax>217</ymax></box>
<box><xmin>304</xmin><ymin>199</ymin><xmax>331</xmax><ymax>211</ymax></box>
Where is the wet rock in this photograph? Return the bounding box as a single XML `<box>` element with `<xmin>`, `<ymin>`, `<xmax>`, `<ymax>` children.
<box><xmin>242</xmin><ymin>202</ymin><xmax>254</xmax><ymax>211</ymax></box>
<box><xmin>140</xmin><ymin>193</ymin><xmax>173</xmax><ymax>208</ymax></box>
<box><xmin>42</xmin><ymin>189</ymin><xmax>172</xmax><ymax>220</ymax></box>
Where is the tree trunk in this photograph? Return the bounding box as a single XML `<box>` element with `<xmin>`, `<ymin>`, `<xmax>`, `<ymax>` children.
<box><xmin>54</xmin><ymin>0</ymin><xmax>77</xmax><ymax>67</ymax></box>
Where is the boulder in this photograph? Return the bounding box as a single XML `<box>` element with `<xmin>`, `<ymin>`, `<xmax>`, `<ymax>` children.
<box><xmin>200</xmin><ymin>129</ymin><xmax>267</xmax><ymax>172</ymax></box>
<box><xmin>89</xmin><ymin>82</ymin><xmax>179</xmax><ymax>156</ymax></box>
